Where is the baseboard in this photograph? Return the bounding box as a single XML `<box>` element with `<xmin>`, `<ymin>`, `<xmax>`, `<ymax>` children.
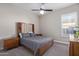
<box><xmin>54</xmin><ymin>40</ymin><xmax>69</xmax><ymax>45</ymax></box>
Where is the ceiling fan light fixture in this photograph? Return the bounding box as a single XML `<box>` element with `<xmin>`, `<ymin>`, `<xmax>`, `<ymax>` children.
<box><xmin>40</xmin><ymin>10</ymin><xmax>44</xmax><ymax>15</ymax></box>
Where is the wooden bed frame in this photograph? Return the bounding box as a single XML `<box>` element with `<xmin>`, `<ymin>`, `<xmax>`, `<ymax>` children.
<box><xmin>37</xmin><ymin>41</ymin><xmax>53</xmax><ymax>55</ymax></box>
<box><xmin>21</xmin><ymin>40</ymin><xmax>53</xmax><ymax>56</ymax></box>
<box><xmin>16</xmin><ymin>22</ymin><xmax>53</xmax><ymax>56</ymax></box>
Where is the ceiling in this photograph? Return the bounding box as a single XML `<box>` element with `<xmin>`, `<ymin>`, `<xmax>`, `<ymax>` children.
<box><xmin>12</xmin><ymin>3</ymin><xmax>75</xmax><ymax>15</ymax></box>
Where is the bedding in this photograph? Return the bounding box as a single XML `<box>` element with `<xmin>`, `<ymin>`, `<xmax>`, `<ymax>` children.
<box><xmin>20</xmin><ymin>35</ymin><xmax>53</xmax><ymax>55</ymax></box>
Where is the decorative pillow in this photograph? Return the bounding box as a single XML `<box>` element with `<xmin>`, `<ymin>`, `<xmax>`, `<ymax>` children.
<box><xmin>22</xmin><ymin>33</ymin><xmax>30</xmax><ymax>38</ymax></box>
<box><xmin>29</xmin><ymin>33</ymin><xmax>36</xmax><ymax>37</ymax></box>
<box><xmin>19</xmin><ymin>33</ymin><xmax>22</xmax><ymax>38</ymax></box>
<box><xmin>19</xmin><ymin>33</ymin><xmax>35</xmax><ymax>38</ymax></box>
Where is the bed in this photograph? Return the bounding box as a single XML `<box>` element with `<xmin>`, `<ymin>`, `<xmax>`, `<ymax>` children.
<box><xmin>16</xmin><ymin>22</ymin><xmax>53</xmax><ymax>56</ymax></box>
<box><xmin>19</xmin><ymin>33</ymin><xmax>53</xmax><ymax>55</ymax></box>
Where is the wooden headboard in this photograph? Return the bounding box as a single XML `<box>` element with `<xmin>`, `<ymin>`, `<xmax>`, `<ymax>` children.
<box><xmin>16</xmin><ymin>22</ymin><xmax>34</xmax><ymax>36</ymax></box>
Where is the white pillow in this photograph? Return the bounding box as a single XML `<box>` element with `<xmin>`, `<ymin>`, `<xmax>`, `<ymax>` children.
<box><xmin>19</xmin><ymin>33</ymin><xmax>22</xmax><ymax>38</ymax></box>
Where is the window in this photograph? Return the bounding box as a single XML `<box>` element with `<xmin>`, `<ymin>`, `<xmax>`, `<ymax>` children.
<box><xmin>61</xmin><ymin>12</ymin><xmax>77</xmax><ymax>38</ymax></box>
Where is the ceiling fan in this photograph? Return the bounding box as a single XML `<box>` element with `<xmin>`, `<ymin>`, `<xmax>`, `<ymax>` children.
<box><xmin>32</xmin><ymin>3</ymin><xmax>53</xmax><ymax>15</ymax></box>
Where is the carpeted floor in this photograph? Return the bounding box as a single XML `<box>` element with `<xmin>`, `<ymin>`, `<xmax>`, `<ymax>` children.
<box><xmin>0</xmin><ymin>42</ymin><xmax>69</xmax><ymax>56</ymax></box>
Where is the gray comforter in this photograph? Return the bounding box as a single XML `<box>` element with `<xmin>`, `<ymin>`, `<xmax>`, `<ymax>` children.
<box><xmin>20</xmin><ymin>36</ymin><xmax>53</xmax><ymax>55</ymax></box>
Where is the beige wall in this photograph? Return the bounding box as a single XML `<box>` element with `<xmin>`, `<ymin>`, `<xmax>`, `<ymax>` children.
<box><xmin>39</xmin><ymin>4</ymin><xmax>79</xmax><ymax>44</ymax></box>
<box><xmin>0</xmin><ymin>3</ymin><xmax>79</xmax><ymax>47</ymax></box>
<box><xmin>0</xmin><ymin>4</ymin><xmax>39</xmax><ymax>40</ymax></box>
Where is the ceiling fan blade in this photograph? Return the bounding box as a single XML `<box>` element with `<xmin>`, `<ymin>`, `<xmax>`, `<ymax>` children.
<box><xmin>32</xmin><ymin>9</ymin><xmax>40</xmax><ymax>11</ymax></box>
<box><xmin>44</xmin><ymin>9</ymin><xmax>53</xmax><ymax>11</ymax></box>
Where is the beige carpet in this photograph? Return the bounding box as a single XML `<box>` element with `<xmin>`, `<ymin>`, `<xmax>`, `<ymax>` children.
<box><xmin>0</xmin><ymin>42</ymin><xmax>69</xmax><ymax>56</ymax></box>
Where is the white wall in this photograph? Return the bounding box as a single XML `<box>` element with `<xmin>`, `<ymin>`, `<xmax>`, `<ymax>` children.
<box><xmin>0</xmin><ymin>3</ymin><xmax>79</xmax><ymax>46</ymax></box>
<box><xmin>0</xmin><ymin>4</ymin><xmax>39</xmax><ymax>40</ymax></box>
<box><xmin>39</xmin><ymin>4</ymin><xmax>79</xmax><ymax>43</ymax></box>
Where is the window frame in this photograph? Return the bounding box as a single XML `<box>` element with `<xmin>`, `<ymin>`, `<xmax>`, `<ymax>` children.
<box><xmin>61</xmin><ymin>12</ymin><xmax>78</xmax><ymax>38</ymax></box>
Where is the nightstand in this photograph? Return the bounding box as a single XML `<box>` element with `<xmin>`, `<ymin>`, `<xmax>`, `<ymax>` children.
<box><xmin>36</xmin><ymin>34</ymin><xmax>42</xmax><ymax>36</ymax></box>
<box><xmin>69</xmin><ymin>40</ymin><xmax>79</xmax><ymax>56</ymax></box>
<box><xmin>4</xmin><ymin>37</ymin><xmax>19</xmax><ymax>50</ymax></box>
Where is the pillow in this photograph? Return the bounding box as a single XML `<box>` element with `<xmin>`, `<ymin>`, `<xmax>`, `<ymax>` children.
<box><xmin>19</xmin><ymin>33</ymin><xmax>30</xmax><ymax>38</ymax></box>
<box><xmin>22</xmin><ymin>33</ymin><xmax>30</xmax><ymax>38</ymax></box>
<box><xmin>19</xmin><ymin>33</ymin><xmax>22</xmax><ymax>38</ymax></box>
<box><xmin>29</xmin><ymin>33</ymin><xmax>36</xmax><ymax>37</ymax></box>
